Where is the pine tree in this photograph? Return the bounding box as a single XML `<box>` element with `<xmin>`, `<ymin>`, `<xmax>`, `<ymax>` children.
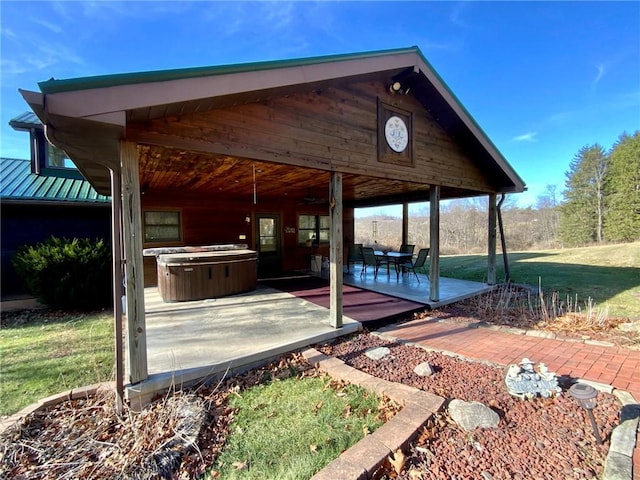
<box><xmin>559</xmin><ymin>144</ymin><xmax>608</xmax><ymax>246</ymax></box>
<box><xmin>604</xmin><ymin>131</ymin><xmax>640</xmax><ymax>242</ymax></box>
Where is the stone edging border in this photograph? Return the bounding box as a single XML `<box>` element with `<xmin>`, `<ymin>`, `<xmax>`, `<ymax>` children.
<box><xmin>301</xmin><ymin>348</ymin><xmax>445</xmax><ymax>480</ymax></box>
<box><xmin>0</xmin><ymin>381</ymin><xmax>115</xmax><ymax>435</ymax></box>
<box><xmin>374</xmin><ymin>329</ymin><xmax>639</xmax><ymax>480</ymax></box>
<box><xmin>2</xmin><ymin>345</ymin><xmax>636</xmax><ymax>480</ymax></box>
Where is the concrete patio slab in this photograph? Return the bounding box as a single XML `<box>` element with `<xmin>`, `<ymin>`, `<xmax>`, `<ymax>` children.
<box><xmin>126</xmin><ymin>285</ymin><xmax>362</xmax><ymax>405</ymax></box>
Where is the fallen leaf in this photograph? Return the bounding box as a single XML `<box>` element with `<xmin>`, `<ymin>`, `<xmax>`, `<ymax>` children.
<box><xmin>232</xmin><ymin>461</ymin><xmax>248</xmax><ymax>470</ymax></box>
<box><xmin>309</xmin><ymin>444</ymin><xmax>318</xmax><ymax>452</ymax></box>
<box><xmin>389</xmin><ymin>449</ymin><xmax>406</xmax><ymax>475</ymax></box>
<box><xmin>362</xmin><ymin>425</ymin><xmax>370</xmax><ymax>435</ymax></box>
<box><xmin>408</xmin><ymin>466</ymin><xmax>424</xmax><ymax>479</ymax></box>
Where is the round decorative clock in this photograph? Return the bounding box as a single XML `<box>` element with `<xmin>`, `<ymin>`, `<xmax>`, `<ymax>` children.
<box><xmin>384</xmin><ymin>115</ymin><xmax>409</xmax><ymax>153</ymax></box>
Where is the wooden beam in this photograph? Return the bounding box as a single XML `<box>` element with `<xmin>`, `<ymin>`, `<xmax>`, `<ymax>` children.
<box><xmin>429</xmin><ymin>186</ymin><xmax>440</xmax><ymax>302</ymax></box>
<box><xmin>487</xmin><ymin>194</ymin><xmax>497</xmax><ymax>285</ymax></box>
<box><xmin>329</xmin><ymin>172</ymin><xmax>343</xmax><ymax>328</ymax></box>
<box><xmin>402</xmin><ymin>202</ymin><xmax>409</xmax><ymax>247</ymax></box>
<box><xmin>109</xmin><ymin>168</ymin><xmax>124</xmax><ymax>413</ymax></box>
<box><xmin>120</xmin><ymin>141</ymin><xmax>148</xmax><ymax>384</ymax></box>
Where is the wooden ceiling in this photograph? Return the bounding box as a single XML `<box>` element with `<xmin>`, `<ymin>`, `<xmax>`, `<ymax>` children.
<box><xmin>138</xmin><ymin>144</ymin><xmax>443</xmax><ymax>207</ymax></box>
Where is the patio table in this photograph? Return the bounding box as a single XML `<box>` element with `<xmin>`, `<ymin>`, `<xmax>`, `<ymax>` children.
<box><xmin>374</xmin><ymin>251</ymin><xmax>414</xmax><ymax>280</ymax></box>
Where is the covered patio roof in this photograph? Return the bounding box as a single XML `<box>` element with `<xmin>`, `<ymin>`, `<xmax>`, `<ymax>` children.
<box><xmin>20</xmin><ymin>46</ymin><xmax>525</xmax><ymax>205</ymax></box>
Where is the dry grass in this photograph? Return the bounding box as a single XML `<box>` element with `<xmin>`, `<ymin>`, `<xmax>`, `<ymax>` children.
<box><xmin>0</xmin><ymin>353</ymin><xmax>399</xmax><ymax>480</ymax></box>
<box><xmin>454</xmin><ymin>283</ymin><xmax>636</xmax><ymax>345</ymax></box>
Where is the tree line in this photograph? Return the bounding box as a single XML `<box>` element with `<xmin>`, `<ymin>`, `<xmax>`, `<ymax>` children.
<box><xmin>559</xmin><ymin>131</ymin><xmax>639</xmax><ymax>246</ymax></box>
<box><xmin>355</xmin><ymin>131</ymin><xmax>639</xmax><ymax>253</ymax></box>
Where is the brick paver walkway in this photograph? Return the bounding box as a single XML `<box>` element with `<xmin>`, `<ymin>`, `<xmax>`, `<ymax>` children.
<box><xmin>380</xmin><ymin>317</ymin><xmax>640</xmax><ymax>398</ymax></box>
<box><xmin>379</xmin><ymin>317</ymin><xmax>640</xmax><ymax>477</ymax></box>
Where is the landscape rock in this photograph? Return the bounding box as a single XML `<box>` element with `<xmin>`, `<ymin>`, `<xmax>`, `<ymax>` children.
<box><xmin>365</xmin><ymin>346</ymin><xmax>391</xmax><ymax>361</ymax></box>
<box><xmin>413</xmin><ymin>362</ymin><xmax>435</xmax><ymax>377</ymax></box>
<box><xmin>448</xmin><ymin>399</ymin><xmax>500</xmax><ymax>431</ymax></box>
<box><xmin>617</xmin><ymin>322</ymin><xmax>640</xmax><ymax>333</ymax></box>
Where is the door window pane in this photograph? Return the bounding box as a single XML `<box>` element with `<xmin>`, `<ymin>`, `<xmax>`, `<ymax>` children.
<box><xmin>259</xmin><ymin>218</ymin><xmax>277</xmax><ymax>252</ymax></box>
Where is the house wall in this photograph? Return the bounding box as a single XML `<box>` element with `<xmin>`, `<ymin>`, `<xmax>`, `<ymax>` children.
<box><xmin>1</xmin><ymin>202</ymin><xmax>111</xmax><ymax>298</ymax></box>
<box><xmin>129</xmin><ymin>80</ymin><xmax>495</xmax><ymax>194</ymax></box>
<box><xmin>141</xmin><ymin>193</ymin><xmax>355</xmax><ymax>286</ymax></box>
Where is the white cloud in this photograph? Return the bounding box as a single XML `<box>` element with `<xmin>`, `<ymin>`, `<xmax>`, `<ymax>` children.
<box><xmin>30</xmin><ymin>16</ymin><xmax>63</xmax><ymax>34</ymax></box>
<box><xmin>546</xmin><ymin>111</ymin><xmax>574</xmax><ymax>126</ymax></box>
<box><xmin>421</xmin><ymin>39</ymin><xmax>461</xmax><ymax>52</ymax></box>
<box><xmin>262</xmin><ymin>1</ymin><xmax>295</xmax><ymax>30</ymax></box>
<box><xmin>591</xmin><ymin>63</ymin><xmax>606</xmax><ymax>90</ymax></box>
<box><xmin>512</xmin><ymin>132</ymin><xmax>538</xmax><ymax>143</ymax></box>
<box><xmin>449</xmin><ymin>2</ymin><xmax>470</xmax><ymax>28</ymax></box>
<box><xmin>0</xmin><ymin>58</ymin><xmax>28</xmax><ymax>76</ymax></box>
<box><xmin>1</xmin><ymin>27</ymin><xmax>18</xmax><ymax>40</ymax></box>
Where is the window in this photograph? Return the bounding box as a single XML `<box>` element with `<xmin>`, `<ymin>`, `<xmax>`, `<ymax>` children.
<box><xmin>46</xmin><ymin>143</ymin><xmax>75</xmax><ymax>169</ymax></box>
<box><xmin>298</xmin><ymin>214</ymin><xmax>330</xmax><ymax>245</ymax></box>
<box><xmin>144</xmin><ymin>211</ymin><xmax>182</xmax><ymax>243</ymax></box>
<box><xmin>31</xmin><ymin>130</ymin><xmax>82</xmax><ymax>178</ymax></box>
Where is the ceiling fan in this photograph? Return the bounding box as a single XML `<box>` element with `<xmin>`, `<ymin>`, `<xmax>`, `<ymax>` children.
<box><xmin>299</xmin><ymin>188</ymin><xmax>328</xmax><ymax>205</ymax></box>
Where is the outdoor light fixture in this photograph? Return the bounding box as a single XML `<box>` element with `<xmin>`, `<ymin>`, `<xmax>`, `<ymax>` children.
<box><xmin>568</xmin><ymin>383</ymin><xmax>603</xmax><ymax>444</ymax></box>
<box><xmin>389</xmin><ymin>81</ymin><xmax>410</xmax><ymax>95</ymax></box>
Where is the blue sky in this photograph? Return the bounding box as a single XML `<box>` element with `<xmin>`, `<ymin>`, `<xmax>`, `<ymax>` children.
<box><xmin>1</xmin><ymin>1</ymin><xmax>639</xmax><ymax>208</ymax></box>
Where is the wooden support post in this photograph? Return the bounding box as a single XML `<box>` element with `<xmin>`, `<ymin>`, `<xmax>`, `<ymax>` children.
<box><xmin>487</xmin><ymin>194</ymin><xmax>497</xmax><ymax>285</ymax></box>
<box><xmin>402</xmin><ymin>202</ymin><xmax>409</xmax><ymax>247</ymax></box>
<box><xmin>120</xmin><ymin>140</ymin><xmax>148</xmax><ymax>384</ymax></box>
<box><xmin>329</xmin><ymin>172</ymin><xmax>343</xmax><ymax>328</ymax></box>
<box><xmin>110</xmin><ymin>168</ymin><xmax>124</xmax><ymax>413</ymax></box>
<box><xmin>429</xmin><ymin>186</ymin><xmax>440</xmax><ymax>302</ymax></box>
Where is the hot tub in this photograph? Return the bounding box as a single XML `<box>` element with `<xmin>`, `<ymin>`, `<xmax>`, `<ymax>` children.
<box><xmin>156</xmin><ymin>249</ymin><xmax>257</xmax><ymax>302</ymax></box>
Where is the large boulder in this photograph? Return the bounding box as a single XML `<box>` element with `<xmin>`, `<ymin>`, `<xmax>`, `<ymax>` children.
<box><xmin>448</xmin><ymin>399</ymin><xmax>500</xmax><ymax>431</ymax></box>
<box><xmin>365</xmin><ymin>346</ymin><xmax>391</xmax><ymax>361</ymax></box>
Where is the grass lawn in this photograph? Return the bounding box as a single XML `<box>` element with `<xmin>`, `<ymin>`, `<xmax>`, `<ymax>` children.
<box><xmin>0</xmin><ymin>310</ymin><xmax>113</xmax><ymax>416</ymax></box>
<box><xmin>214</xmin><ymin>375</ymin><xmax>385</xmax><ymax>480</ymax></box>
<box><xmin>439</xmin><ymin>242</ymin><xmax>640</xmax><ymax>319</ymax></box>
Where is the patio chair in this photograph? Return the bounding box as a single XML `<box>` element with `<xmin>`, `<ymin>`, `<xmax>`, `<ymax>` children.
<box><xmin>399</xmin><ymin>244</ymin><xmax>415</xmax><ymax>255</ymax></box>
<box><xmin>360</xmin><ymin>246</ymin><xmax>382</xmax><ymax>279</ymax></box>
<box><xmin>402</xmin><ymin>247</ymin><xmax>430</xmax><ymax>283</ymax></box>
<box><xmin>346</xmin><ymin>243</ymin><xmax>363</xmax><ymax>273</ymax></box>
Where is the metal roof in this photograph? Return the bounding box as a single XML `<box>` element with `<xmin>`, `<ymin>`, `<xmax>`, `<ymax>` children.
<box><xmin>8</xmin><ymin>111</ymin><xmax>41</xmax><ymax>131</ymax></box>
<box><xmin>0</xmin><ymin>157</ymin><xmax>110</xmax><ymax>204</ymax></box>
<box><xmin>38</xmin><ymin>46</ymin><xmax>419</xmax><ymax>94</ymax></box>
<box><xmin>22</xmin><ymin>46</ymin><xmax>526</xmax><ymax>198</ymax></box>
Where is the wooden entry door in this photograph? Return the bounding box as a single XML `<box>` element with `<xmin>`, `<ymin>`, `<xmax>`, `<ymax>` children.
<box><xmin>255</xmin><ymin>213</ymin><xmax>281</xmax><ymax>277</ymax></box>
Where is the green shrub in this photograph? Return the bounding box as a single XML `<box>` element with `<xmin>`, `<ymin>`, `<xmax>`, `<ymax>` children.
<box><xmin>12</xmin><ymin>236</ymin><xmax>112</xmax><ymax>310</ymax></box>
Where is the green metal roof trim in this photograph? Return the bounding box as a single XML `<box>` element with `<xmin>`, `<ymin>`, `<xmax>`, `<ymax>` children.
<box><xmin>38</xmin><ymin>46</ymin><xmax>420</xmax><ymax>94</ymax></box>
<box><xmin>0</xmin><ymin>158</ymin><xmax>110</xmax><ymax>204</ymax></box>
<box><xmin>8</xmin><ymin>111</ymin><xmax>41</xmax><ymax>130</ymax></box>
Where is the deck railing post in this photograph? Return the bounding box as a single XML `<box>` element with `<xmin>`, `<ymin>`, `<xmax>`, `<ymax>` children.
<box><xmin>110</xmin><ymin>167</ymin><xmax>125</xmax><ymax>412</ymax></box>
<box><xmin>329</xmin><ymin>172</ymin><xmax>343</xmax><ymax>328</ymax></box>
<box><xmin>120</xmin><ymin>140</ymin><xmax>148</xmax><ymax>384</ymax></box>
<box><xmin>429</xmin><ymin>185</ymin><xmax>440</xmax><ymax>302</ymax></box>
<box><xmin>402</xmin><ymin>202</ymin><xmax>409</xmax><ymax>247</ymax></box>
<box><xmin>487</xmin><ymin>194</ymin><xmax>497</xmax><ymax>285</ymax></box>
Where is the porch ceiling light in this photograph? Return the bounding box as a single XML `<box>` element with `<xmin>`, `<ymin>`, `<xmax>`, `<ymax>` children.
<box><xmin>568</xmin><ymin>383</ymin><xmax>602</xmax><ymax>444</ymax></box>
<box><xmin>389</xmin><ymin>81</ymin><xmax>409</xmax><ymax>95</ymax></box>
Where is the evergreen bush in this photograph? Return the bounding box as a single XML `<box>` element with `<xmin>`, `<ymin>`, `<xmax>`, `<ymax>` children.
<box><xmin>12</xmin><ymin>236</ymin><xmax>112</xmax><ymax>310</ymax></box>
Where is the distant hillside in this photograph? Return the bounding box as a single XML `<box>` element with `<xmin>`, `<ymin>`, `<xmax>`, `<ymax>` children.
<box><xmin>355</xmin><ymin>200</ymin><xmax>560</xmax><ymax>254</ymax></box>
